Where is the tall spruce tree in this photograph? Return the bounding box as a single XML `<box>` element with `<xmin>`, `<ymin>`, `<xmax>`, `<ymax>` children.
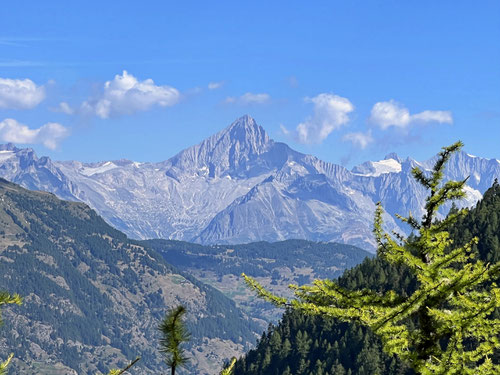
<box><xmin>0</xmin><ymin>291</ymin><xmax>21</xmax><ymax>375</ymax></box>
<box><xmin>244</xmin><ymin>142</ymin><xmax>500</xmax><ymax>374</ymax></box>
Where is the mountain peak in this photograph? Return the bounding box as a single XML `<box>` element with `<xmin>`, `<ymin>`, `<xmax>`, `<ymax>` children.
<box><xmin>230</xmin><ymin>114</ymin><xmax>256</xmax><ymax>127</ymax></box>
<box><xmin>0</xmin><ymin>143</ymin><xmax>19</xmax><ymax>152</ymax></box>
<box><xmin>165</xmin><ymin>116</ymin><xmax>274</xmax><ymax>178</ymax></box>
<box><xmin>201</xmin><ymin>115</ymin><xmax>272</xmax><ymax>159</ymax></box>
<box><xmin>223</xmin><ymin>115</ymin><xmax>269</xmax><ymax>146</ymax></box>
<box><xmin>384</xmin><ymin>152</ymin><xmax>401</xmax><ymax>163</ymax></box>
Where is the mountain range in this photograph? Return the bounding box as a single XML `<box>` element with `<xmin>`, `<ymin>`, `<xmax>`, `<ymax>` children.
<box><xmin>0</xmin><ymin>115</ymin><xmax>498</xmax><ymax>251</ymax></box>
<box><xmin>0</xmin><ymin>178</ymin><xmax>369</xmax><ymax>374</ymax></box>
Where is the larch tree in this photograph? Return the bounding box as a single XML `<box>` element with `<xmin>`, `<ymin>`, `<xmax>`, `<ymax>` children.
<box><xmin>219</xmin><ymin>357</ymin><xmax>237</xmax><ymax>375</ymax></box>
<box><xmin>105</xmin><ymin>357</ymin><xmax>140</xmax><ymax>375</ymax></box>
<box><xmin>243</xmin><ymin>142</ymin><xmax>500</xmax><ymax>374</ymax></box>
<box><xmin>158</xmin><ymin>305</ymin><xmax>190</xmax><ymax>375</ymax></box>
<box><xmin>0</xmin><ymin>291</ymin><xmax>21</xmax><ymax>375</ymax></box>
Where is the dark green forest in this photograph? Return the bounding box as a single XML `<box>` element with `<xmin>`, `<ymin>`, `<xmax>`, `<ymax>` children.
<box><xmin>144</xmin><ymin>239</ymin><xmax>370</xmax><ymax>287</ymax></box>
<box><xmin>233</xmin><ymin>181</ymin><xmax>500</xmax><ymax>375</ymax></box>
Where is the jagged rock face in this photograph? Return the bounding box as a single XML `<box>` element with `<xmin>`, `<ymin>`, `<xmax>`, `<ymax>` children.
<box><xmin>0</xmin><ymin>116</ymin><xmax>498</xmax><ymax>251</ymax></box>
<box><xmin>165</xmin><ymin>115</ymin><xmax>275</xmax><ymax>179</ymax></box>
<box><xmin>0</xmin><ymin>144</ymin><xmax>76</xmax><ymax>201</ymax></box>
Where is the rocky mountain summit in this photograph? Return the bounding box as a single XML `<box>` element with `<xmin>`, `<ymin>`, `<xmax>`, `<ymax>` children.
<box><xmin>0</xmin><ymin>116</ymin><xmax>498</xmax><ymax>251</ymax></box>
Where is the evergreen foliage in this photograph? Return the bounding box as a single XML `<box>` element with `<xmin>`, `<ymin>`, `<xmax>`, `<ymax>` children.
<box><xmin>105</xmin><ymin>357</ymin><xmax>140</xmax><ymax>375</ymax></box>
<box><xmin>234</xmin><ymin>269</ymin><xmax>414</xmax><ymax>375</ymax></box>
<box><xmin>449</xmin><ymin>179</ymin><xmax>500</xmax><ymax>265</ymax></box>
<box><xmin>158</xmin><ymin>305</ymin><xmax>190</xmax><ymax>375</ymax></box>
<box><xmin>0</xmin><ymin>353</ymin><xmax>13</xmax><ymax>375</ymax></box>
<box><xmin>0</xmin><ymin>292</ymin><xmax>21</xmax><ymax>375</ymax></box>
<box><xmin>243</xmin><ymin>142</ymin><xmax>500</xmax><ymax>374</ymax></box>
<box><xmin>220</xmin><ymin>357</ymin><xmax>237</xmax><ymax>375</ymax></box>
<box><xmin>145</xmin><ymin>238</ymin><xmax>371</xmax><ymax>326</ymax></box>
<box><xmin>0</xmin><ymin>292</ymin><xmax>21</xmax><ymax>328</ymax></box>
<box><xmin>144</xmin><ymin>239</ymin><xmax>370</xmax><ymax>285</ymax></box>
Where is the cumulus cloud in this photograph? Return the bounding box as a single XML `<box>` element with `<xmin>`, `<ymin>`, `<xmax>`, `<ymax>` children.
<box><xmin>208</xmin><ymin>81</ymin><xmax>224</xmax><ymax>90</ymax></box>
<box><xmin>370</xmin><ymin>100</ymin><xmax>452</xmax><ymax>129</ymax></box>
<box><xmin>0</xmin><ymin>77</ymin><xmax>45</xmax><ymax>109</ymax></box>
<box><xmin>224</xmin><ymin>92</ymin><xmax>270</xmax><ymax>105</ymax></box>
<box><xmin>51</xmin><ymin>101</ymin><xmax>75</xmax><ymax>115</ymax></box>
<box><xmin>411</xmin><ymin>110</ymin><xmax>453</xmax><ymax>124</ymax></box>
<box><xmin>284</xmin><ymin>93</ymin><xmax>354</xmax><ymax>144</ymax></box>
<box><xmin>81</xmin><ymin>71</ymin><xmax>180</xmax><ymax>118</ymax></box>
<box><xmin>0</xmin><ymin>118</ymin><xmax>69</xmax><ymax>149</ymax></box>
<box><xmin>342</xmin><ymin>130</ymin><xmax>373</xmax><ymax>149</ymax></box>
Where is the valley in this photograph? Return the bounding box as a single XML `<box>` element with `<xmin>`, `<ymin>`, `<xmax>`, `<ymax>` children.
<box><xmin>0</xmin><ymin>178</ymin><xmax>257</xmax><ymax>374</ymax></box>
<box><xmin>143</xmin><ymin>239</ymin><xmax>370</xmax><ymax>323</ymax></box>
<box><xmin>0</xmin><ymin>178</ymin><xmax>369</xmax><ymax>374</ymax></box>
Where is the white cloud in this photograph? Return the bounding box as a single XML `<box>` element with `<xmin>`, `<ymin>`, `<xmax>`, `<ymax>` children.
<box><xmin>291</xmin><ymin>93</ymin><xmax>354</xmax><ymax>144</ymax></box>
<box><xmin>224</xmin><ymin>92</ymin><xmax>270</xmax><ymax>105</ymax></box>
<box><xmin>51</xmin><ymin>101</ymin><xmax>74</xmax><ymax>115</ymax></box>
<box><xmin>241</xmin><ymin>93</ymin><xmax>270</xmax><ymax>104</ymax></box>
<box><xmin>0</xmin><ymin>118</ymin><xmax>69</xmax><ymax>149</ymax></box>
<box><xmin>208</xmin><ymin>81</ymin><xmax>224</xmax><ymax>90</ymax></box>
<box><xmin>370</xmin><ymin>100</ymin><xmax>452</xmax><ymax>129</ymax></box>
<box><xmin>279</xmin><ymin>124</ymin><xmax>290</xmax><ymax>136</ymax></box>
<box><xmin>370</xmin><ymin>101</ymin><xmax>410</xmax><ymax>129</ymax></box>
<box><xmin>343</xmin><ymin>131</ymin><xmax>373</xmax><ymax>149</ymax></box>
<box><xmin>0</xmin><ymin>77</ymin><xmax>45</xmax><ymax>109</ymax></box>
<box><xmin>411</xmin><ymin>110</ymin><xmax>453</xmax><ymax>124</ymax></box>
<box><xmin>81</xmin><ymin>71</ymin><xmax>180</xmax><ymax>118</ymax></box>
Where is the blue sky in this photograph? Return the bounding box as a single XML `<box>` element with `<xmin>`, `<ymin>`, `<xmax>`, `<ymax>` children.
<box><xmin>0</xmin><ymin>1</ymin><xmax>499</xmax><ymax>167</ymax></box>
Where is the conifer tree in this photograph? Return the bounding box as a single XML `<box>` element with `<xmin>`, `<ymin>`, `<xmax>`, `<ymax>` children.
<box><xmin>219</xmin><ymin>357</ymin><xmax>237</xmax><ymax>375</ymax></box>
<box><xmin>105</xmin><ymin>357</ymin><xmax>140</xmax><ymax>375</ymax></box>
<box><xmin>0</xmin><ymin>291</ymin><xmax>21</xmax><ymax>375</ymax></box>
<box><xmin>158</xmin><ymin>305</ymin><xmax>190</xmax><ymax>375</ymax></box>
<box><xmin>244</xmin><ymin>142</ymin><xmax>500</xmax><ymax>374</ymax></box>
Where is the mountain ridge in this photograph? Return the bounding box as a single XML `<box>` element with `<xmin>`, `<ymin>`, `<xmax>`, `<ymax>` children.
<box><xmin>0</xmin><ymin>116</ymin><xmax>498</xmax><ymax>251</ymax></box>
<box><xmin>0</xmin><ymin>177</ymin><xmax>258</xmax><ymax>375</ymax></box>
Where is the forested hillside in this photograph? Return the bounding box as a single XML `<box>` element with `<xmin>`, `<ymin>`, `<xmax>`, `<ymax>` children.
<box><xmin>0</xmin><ymin>178</ymin><xmax>258</xmax><ymax>375</ymax></box>
<box><xmin>143</xmin><ymin>239</ymin><xmax>370</xmax><ymax>324</ymax></box>
<box><xmin>233</xmin><ymin>181</ymin><xmax>500</xmax><ymax>375</ymax></box>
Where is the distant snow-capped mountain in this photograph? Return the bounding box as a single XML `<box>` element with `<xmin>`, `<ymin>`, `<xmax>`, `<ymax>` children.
<box><xmin>0</xmin><ymin>115</ymin><xmax>497</xmax><ymax>251</ymax></box>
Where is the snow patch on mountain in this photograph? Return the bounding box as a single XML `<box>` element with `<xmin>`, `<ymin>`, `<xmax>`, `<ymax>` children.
<box><xmin>352</xmin><ymin>158</ymin><xmax>402</xmax><ymax>177</ymax></box>
<box><xmin>0</xmin><ymin>150</ymin><xmax>15</xmax><ymax>162</ymax></box>
<box><xmin>80</xmin><ymin>161</ymin><xmax>119</xmax><ymax>176</ymax></box>
<box><xmin>0</xmin><ymin>116</ymin><xmax>499</xmax><ymax>252</ymax></box>
<box><xmin>463</xmin><ymin>185</ymin><xmax>483</xmax><ymax>204</ymax></box>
